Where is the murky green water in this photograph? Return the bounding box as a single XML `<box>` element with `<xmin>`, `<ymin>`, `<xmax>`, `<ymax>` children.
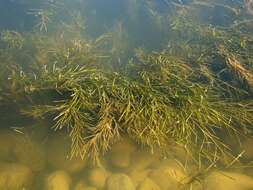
<box><xmin>0</xmin><ymin>0</ymin><xmax>253</xmax><ymax>190</ymax></box>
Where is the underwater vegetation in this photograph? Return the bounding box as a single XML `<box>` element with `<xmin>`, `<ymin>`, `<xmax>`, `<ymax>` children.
<box><xmin>0</xmin><ymin>0</ymin><xmax>253</xmax><ymax>178</ymax></box>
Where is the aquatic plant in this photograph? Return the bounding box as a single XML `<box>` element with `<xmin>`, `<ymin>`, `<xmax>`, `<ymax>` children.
<box><xmin>0</xmin><ymin>0</ymin><xmax>253</xmax><ymax>169</ymax></box>
<box><xmin>218</xmin><ymin>46</ymin><xmax>253</xmax><ymax>93</ymax></box>
<box><xmin>28</xmin><ymin>9</ymin><xmax>52</xmax><ymax>33</ymax></box>
<box><xmin>2</xmin><ymin>30</ymin><xmax>252</xmax><ymax>166</ymax></box>
<box><xmin>0</xmin><ymin>31</ymin><xmax>24</xmax><ymax>49</ymax></box>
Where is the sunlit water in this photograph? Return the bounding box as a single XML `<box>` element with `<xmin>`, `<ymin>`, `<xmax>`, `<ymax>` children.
<box><xmin>1</xmin><ymin>0</ymin><xmax>253</xmax><ymax>190</ymax></box>
<box><xmin>1</xmin><ymin>117</ymin><xmax>253</xmax><ymax>190</ymax></box>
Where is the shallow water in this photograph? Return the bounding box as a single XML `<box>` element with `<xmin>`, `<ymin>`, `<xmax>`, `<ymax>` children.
<box><xmin>1</xmin><ymin>119</ymin><xmax>253</xmax><ymax>190</ymax></box>
<box><xmin>0</xmin><ymin>0</ymin><xmax>253</xmax><ymax>189</ymax></box>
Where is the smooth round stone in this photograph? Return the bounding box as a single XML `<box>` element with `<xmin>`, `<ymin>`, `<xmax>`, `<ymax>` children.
<box><xmin>149</xmin><ymin>159</ymin><xmax>186</xmax><ymax>190</ymax></box>
<box><xmin>129</xmin><ymin>169</ymin><xmax>151</xmax><ymax>187</ymax></box>
<box><xmin>74</xmin><ymin>181</ymin><xmax>97</xmax><ymax>190</ymax></box>
<box><xmin>45</xmin><ymin>170</ymin><xmax>71</xmax><ymax>190</ymax></box>
<box><xmin>106</xmin><ymin>173</ymin><xmax>135</xmax><ymax>190</ymax></box>
<box><xmin>0</xmin><ymin>162</ymin><xmax>33</xmax><ymax>190</ymax></box>
<box><xmin>129</xmin><ymin>150</ymin><xmax>158</xmax><ymax>171</ymax></box>
<box><xmin>204</xmin><ymin>171</ymin><xmax>253</xmax><ymax>190</ymax></box>
<box><xmin>88</xmin><ymin>167</ymin><xmax>109</xmax><ymax>189</ymax></box>
<box><xmin>137</xmin><ymin>178</ymin><xmax>160</xmax><ymax>190</ymax></box>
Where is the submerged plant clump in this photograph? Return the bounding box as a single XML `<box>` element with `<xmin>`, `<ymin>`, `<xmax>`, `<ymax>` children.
<box><xmin>0</xmin><ymin>32</ymin><xmax>252</xmax><ymax>167</ymax></box>
<box><xmin>0</xmin><ymin>0</ymin><xmax>253</xmax><ymax>171</ymax></box>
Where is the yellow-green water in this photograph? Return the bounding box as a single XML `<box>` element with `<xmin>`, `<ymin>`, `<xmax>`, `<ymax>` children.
<box><xmin>1</xmin><ymin>121</ymin><xmax>253</xmax><ymax>190</ymax></box>
<box><xmin>0</xmin><ymin>0</ymin><xmax>253</xmax><ymax>189</ymax></box>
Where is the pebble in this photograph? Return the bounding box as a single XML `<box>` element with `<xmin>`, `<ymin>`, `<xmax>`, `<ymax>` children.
<box><xmin>106</xmin><ymin>173</ymin><xmax>135</xmax><ymax>190</ymax></box>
